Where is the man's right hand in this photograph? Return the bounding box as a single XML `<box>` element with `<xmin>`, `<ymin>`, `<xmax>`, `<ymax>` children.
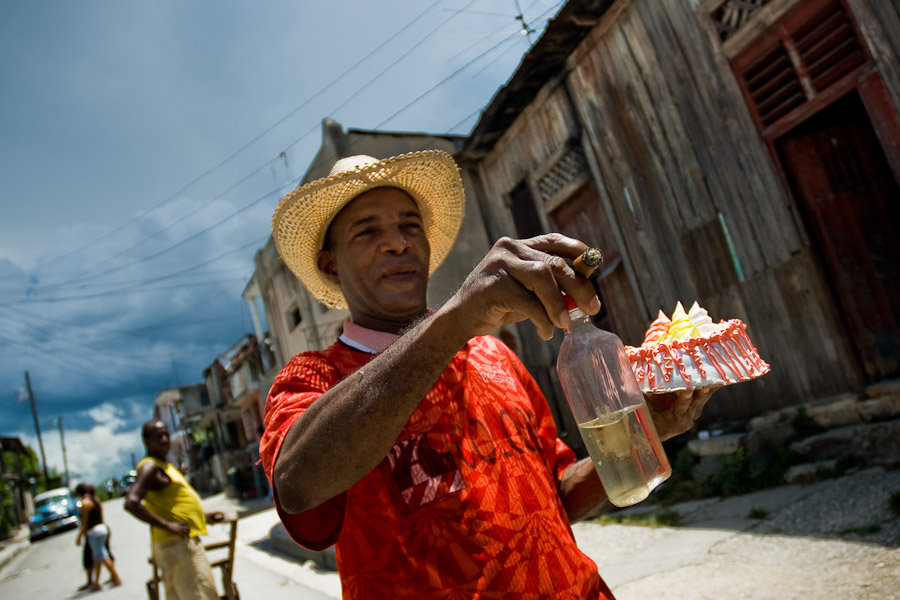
<box><xmin>164</xmin><ymin>520</ymin><xmax>190</xmax><ymax>537</ymax></box>
<box><xmin>441</xmin><ymin>233</ymin><xmax>601</xmax><ymax>341</ymax></box>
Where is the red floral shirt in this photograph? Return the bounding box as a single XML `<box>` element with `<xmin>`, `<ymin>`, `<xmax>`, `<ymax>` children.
<box><xmin>261</xmin><ymin>332</ymin><xmax>613</xmax><ymax>600</ymax></box>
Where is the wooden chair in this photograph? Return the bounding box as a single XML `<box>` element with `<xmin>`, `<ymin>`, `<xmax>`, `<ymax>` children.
<box><xmin>146</xmin><ymin>517</ymin><xmax>239</xmax><ymax>600</ymax></box>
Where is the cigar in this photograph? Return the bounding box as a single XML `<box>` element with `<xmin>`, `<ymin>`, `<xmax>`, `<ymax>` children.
<box><xmin>572</xmin><ymin>247</ymin><xmax>603</xmax><ymax>278</ymax></box>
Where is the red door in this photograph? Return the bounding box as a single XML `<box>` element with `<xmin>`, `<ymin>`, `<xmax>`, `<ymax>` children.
<box><xmin>778</xmin><ymin>91</ymin><xmax>900</xmax><ymax>379</ymax></box>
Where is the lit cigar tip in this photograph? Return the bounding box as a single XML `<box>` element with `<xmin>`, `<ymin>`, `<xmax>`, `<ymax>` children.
<box><xmin>572</xmin><ymin>247</ymin><xmax>603</xmax><ymax>277</ymax></box>
<box><xmin>580</xmin><ymin>247</ymin><xmax>603</xmax><ymax>267</ymax></box>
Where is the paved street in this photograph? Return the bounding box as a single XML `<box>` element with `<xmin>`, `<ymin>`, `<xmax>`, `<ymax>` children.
<box><xmin>0</xmin><ymin>497</ymin><xmax>340</xmax><ymax>600</ymax></box>
<box><xmin>2</xmin><ymin>467</ymin><xmax>898</xmax><ymax>599</ymax></box>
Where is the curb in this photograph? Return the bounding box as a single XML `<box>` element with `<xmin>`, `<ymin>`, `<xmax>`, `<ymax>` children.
<box><xmin>0</xmin><ymin>526</ymin><xmax>30</xmax><ymax>575</ymax></box>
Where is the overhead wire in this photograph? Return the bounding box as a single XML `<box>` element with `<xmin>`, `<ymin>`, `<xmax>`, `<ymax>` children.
<box><xmin>3</xmin><ymin>0</ymin><xmax>511</xmax><ymax>301</ymax></box>
<box><xmin>9</xmin><ymin>0</ymin><xmax>484</xmax><ymax>297</ymax></box>
<box><xmin>4</xmin><ymin>1</ymin><xmax>565</xmax><ymax>398</ymax></box>
<box><xmin>377</xmin><ymin>0</ymin><xmax>562</xmax><ymax>130</ymax></box>
<box><xmin>2</xmin><ymin>275</ymin><xmax>249</xmax><ymax>305</ymax></box>
<box><xmin>59</xmin><ymin>0</ymin><xmax>438</xmax><ymax>284</ymax></box>
<box><xmin>0</xmin><ymin>1</ymin><xmax>446</xmax><ymax>284</ymax></box>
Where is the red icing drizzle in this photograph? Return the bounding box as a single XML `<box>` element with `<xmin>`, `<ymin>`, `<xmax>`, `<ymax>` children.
<box><xmin>688</xmin><ymin>345</ymin><xmax>707</xmax><ymax>379</ymax></box>
<box><xmin>703</xmin><ymin>340</ymin><xmax>733</xmax><ymax>383</ymax></box>
<box><xmin>625</xmin><ymin>319</ymin><xmax>769</xmax><ymax>390</ymax></box>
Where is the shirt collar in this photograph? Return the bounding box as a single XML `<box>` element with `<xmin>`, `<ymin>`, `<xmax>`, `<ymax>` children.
<box><xmin>338</xmin><ymin>309</ymin><xmax>434</xmax><ymax>354</ymax></box>
<box><xmin>339</xmin><ymin>320</ymin><xmax>400</xmax><ymax>354</ymax></box>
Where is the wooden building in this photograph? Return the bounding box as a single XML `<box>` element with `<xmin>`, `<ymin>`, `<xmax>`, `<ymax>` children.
<box><xmin>458</xmin><ymin>0</ymin><xmax>900</xmax><ymax>430</ymax></box>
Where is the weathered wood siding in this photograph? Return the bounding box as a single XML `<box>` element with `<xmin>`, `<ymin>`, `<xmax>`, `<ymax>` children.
<box><xmin>476</xmin><ymin>86</ymin><xmax>581</xmax><ymax>234</ymax></box>
<box><xmin>470</xmin><ymin>0</ymin><xmax>900</xmax><ymax>421</ymax></box>
<box><xmin>847</xmin><ymin>0</ymin><xmax>900</xmax><ymax>104</ymax></box>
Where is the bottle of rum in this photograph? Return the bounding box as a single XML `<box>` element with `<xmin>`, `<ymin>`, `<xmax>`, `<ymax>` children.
<box><xmin>556</xmin><ymin>298</ymin><xmax>671</xmax><ymax>507</ymax></box>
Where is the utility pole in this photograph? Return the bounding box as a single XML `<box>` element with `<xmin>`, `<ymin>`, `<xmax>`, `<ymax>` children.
<box><xmin>52</xmin><ymin>415</ymin><xmax>69</xmax><ymax>487</ymax></box>
<box><xmin>24</xmin><ymin>371</ymin><xmax>50</xmax><ymax>486</ymax></box>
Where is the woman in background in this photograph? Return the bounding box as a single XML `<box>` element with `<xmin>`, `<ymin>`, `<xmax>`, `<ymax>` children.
<box><xmin>75</xmin><ymin>484</ymin><xmax>122</xmax><ymax>591</ymax></box>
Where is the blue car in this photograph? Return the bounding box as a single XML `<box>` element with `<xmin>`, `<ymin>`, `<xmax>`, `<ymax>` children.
<box><xmin>29</xmin><ymin>487</ymin><xmax>80</xmax><ymax>542</ymax></box>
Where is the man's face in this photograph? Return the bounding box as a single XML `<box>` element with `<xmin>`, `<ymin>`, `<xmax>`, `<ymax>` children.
<box><xmin>317</xmin><ymin>187</ymin><xmax>430</xmax><ymax>332</ymax></box>
<box><xmin>144</xmin><ymin>422</ymin><xmax>171</xmax><ymax>457</ymax></box>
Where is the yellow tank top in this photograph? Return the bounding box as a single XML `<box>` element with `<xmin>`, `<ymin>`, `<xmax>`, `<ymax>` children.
<box><xmin>138</xmin><ymin>456</ymin><xmax>207</xmax><ymax>543</ymax></box>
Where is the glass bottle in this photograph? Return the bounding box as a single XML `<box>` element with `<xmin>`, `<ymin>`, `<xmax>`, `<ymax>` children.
<box><xmin>556</xmin><ymin>299</ymin><xmax>671</xmax><ymax>507</ymax></box>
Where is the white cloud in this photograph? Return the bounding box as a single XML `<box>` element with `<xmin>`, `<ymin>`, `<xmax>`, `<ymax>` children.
<box><xmin>17</xmin><ymin>402</ymin><xmax>145</xmax><ymax>486</ymax></box>
<box><xmin>85</xmin><ymin>403</ymin><xmax>126</xmax><ymax>429</ymax></box>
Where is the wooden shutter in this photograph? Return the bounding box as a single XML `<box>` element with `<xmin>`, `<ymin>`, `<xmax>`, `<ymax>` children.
<box><xmin>733</xmin><ymin>0</ymin><xmax>869</xmax><ymax>136</ymax></box>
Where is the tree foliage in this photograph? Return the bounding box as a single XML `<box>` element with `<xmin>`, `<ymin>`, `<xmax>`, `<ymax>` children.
<box><xmin>0</xmin><ymin>444</ymin><xmax>43</xmax><ymax>539</ymax></box>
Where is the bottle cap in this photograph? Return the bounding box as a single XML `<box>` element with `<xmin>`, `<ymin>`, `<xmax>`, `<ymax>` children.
<box><xmin>562</xmin><ymin>294</ymin><xmax>585</xmax><ymax>321</ymax></box>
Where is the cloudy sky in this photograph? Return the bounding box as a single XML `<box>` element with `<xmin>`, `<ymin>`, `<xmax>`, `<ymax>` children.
<box><xmin>0</xmin><ymin>1</ymin><xmax>564</xmax><ymax>485</ymax></box>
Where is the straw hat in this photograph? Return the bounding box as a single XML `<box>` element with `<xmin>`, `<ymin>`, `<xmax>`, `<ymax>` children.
<box><xmin>272</xmin><ymin>150</ymin><xmax>466</xmax><ymax>309</ymax></box>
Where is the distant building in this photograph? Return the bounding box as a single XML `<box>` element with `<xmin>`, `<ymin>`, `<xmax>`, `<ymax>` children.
<box><xmin>196</xmin><ymin>334</ymin><xmax>270</xmax><ymax>497</ymax></box>
<box><xmin>152</xmin><ymin>384</ymin><xmax>210</xmax><ymax>472</ymax></box>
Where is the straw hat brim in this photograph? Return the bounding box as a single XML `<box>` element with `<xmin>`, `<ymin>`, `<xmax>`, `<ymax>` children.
<box><xmin>271</xmin><ymin>150</ymin><xmax>466</xmax><ymax>309</ymax></box>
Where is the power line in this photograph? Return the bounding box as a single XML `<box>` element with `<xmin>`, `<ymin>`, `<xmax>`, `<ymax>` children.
<box><xmin>0</xmin><ymin>1</ymin><xmax>444</xmax><ymax>283</ymax></box>
<box><xmin>7</xmin><ymin>0</ymin><xmax>481</xmax><ymax>294</ymax></box>
<box><xmin>5</xmin><ymin>0</ymin><xmax>486</xmax><ymax>295</ymax></box>
<box><xmin>1</xmin><ymin>1</ymin><xmax>562</xmax><ymax>304</ymax></box>
<box><xmin>1</xmin><ymin>276</ymin><xmax>248</xmax><ymax>305</ymax></box>
<box><xmin>376</xmin><ymin>31</ymin><xmax>524</xmax><ymax>129</ymax></box>
<box><xmin>2</xmin><ymin>285</ymin><xmax>247</xmax><ymax>342</ymax></box>
<box><xmin>2</xmin><ymin>230</ymin><xmax>269</xmax><ymax>299</ymax></box>
<box><xmin>51</xmin><ymin>190</ymin><xmax>282</xmax><ymax>289</ymax></box>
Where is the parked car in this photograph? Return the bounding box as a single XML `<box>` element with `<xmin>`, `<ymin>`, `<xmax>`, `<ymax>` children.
<box><xmin>29</xmin><ymin>487</ymin><xmax>80</xmax><ymax>542</ymax></box>
<box><xmin>121</xmin><ymin>470</ymin><xmax>137</xmax><ymax>489</ymax></box>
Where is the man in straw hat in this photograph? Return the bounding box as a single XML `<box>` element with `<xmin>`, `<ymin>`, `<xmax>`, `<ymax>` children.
<box><xmin>260</xmin><ymin>150</ymin><xmax>714</xmax><ymax>599</ymax></box>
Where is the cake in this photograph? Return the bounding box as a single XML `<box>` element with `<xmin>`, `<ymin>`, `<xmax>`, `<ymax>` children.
<box><xmin>625</xmin><ymin>302</ymin><xmax>770</xmax><ymax>393</ymax></box>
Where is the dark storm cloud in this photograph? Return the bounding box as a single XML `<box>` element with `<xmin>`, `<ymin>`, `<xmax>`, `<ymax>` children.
<box><xmin>0</xmin><ymin>0</ymin><xmax>563</xmax><ymax>483</ymax></box>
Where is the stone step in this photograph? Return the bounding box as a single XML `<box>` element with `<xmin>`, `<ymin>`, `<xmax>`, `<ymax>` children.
<box><xmin>681</xmin><ymin>386</ymin><xmax>900</xmax><ymax>485</ymax></box>
<box><xmin>788</xmin><ymin>417</ymin><xmax>900</xmax><ymax>467</ymax></box>
<box><xmin>783</xmin><ymin>460</ymin><xmax>839</xmax><ymax>485</ymax></box>
<box><xmin>687</xmin><ymin>432</ymin><xmax>744</xmax><ymax>457</ymax></box>
<box><xmin>742</xmin><ymin>390</ymin><xmax>900</xmax><ymax>459</ymax></box>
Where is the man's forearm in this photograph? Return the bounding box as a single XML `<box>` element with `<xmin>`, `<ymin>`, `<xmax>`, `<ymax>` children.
<box><xmin>559</xmin><ymin>457</ymin><xmax>609</xmax><ymax>523</ymax></box>
<box><xmin>275</xmin><ymin>307</ymin><xmax>471</xmax><ymax>513</ymax></box>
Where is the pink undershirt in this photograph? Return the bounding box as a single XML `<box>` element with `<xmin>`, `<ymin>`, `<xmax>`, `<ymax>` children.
<box><xmin>339</xmin><ymin>320</ymin><xmax>399</xmax><ymax>354</ymax></box>
<box><xmin>338</xmin><ymin>309</ymin><xmax>435</xmax><ymax>355</ymax></box>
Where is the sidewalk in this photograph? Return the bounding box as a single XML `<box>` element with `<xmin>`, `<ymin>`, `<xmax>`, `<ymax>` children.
<box><xmin>201</xmin><ymin>490</ymin><xmax>275</xmax><ymax>519</ymax></box>
<box><xmin>0</xmin><ymin>525</ymin><xmax>29</xmax><ymax>574</ymax></box>
<box><xmin>0</xmin><ymin>493</ymin><xmax>278</xmax><ymax>581</ymax></box>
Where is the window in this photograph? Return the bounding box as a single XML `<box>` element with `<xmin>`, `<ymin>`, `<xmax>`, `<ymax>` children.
<box><xmin>509</xmin><ymin>180</ymin><xmax>544</xmax><ymax>238</ymax></box>
<box><xmin>286</xmin><ymin>304</ymin><xmax>302</xmax><ymax>329</ymax></box>
<box><xmin>731</xmin><ymin>0</ymin><xmax>868</xmax><ymax>136</ymax></box>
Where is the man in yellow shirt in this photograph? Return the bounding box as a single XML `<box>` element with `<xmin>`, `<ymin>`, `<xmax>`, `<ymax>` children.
<box><xmin>125</xmin><ymin>419</ymin><xmax>223</xmax><ymax>600</ymax></box>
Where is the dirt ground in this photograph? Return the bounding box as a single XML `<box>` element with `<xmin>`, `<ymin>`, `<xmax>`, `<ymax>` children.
<box><xmin>573</xmin><ymin>466</ymin><xmax>900</xmax><ymax>600</ymax></box>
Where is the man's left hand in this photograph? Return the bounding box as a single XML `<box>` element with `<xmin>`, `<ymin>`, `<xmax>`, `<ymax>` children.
<box><xmin>645</xmin><ymin>386</ymin><xmax>720</xmax><ymax>441</ymax></box>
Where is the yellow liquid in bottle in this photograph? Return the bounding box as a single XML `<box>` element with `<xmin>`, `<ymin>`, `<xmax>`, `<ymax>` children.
<box><xmin>578</xmin><ymin>404</ymin><xmax>671</xmax><ymax>507</ymax></box>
